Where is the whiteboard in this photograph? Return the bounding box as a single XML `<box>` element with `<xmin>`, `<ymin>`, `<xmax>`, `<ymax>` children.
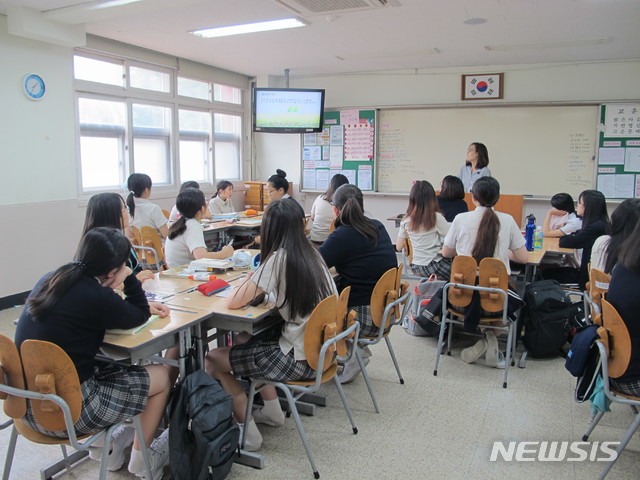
<box><xmin>377</xmin><ymin>105</ymin><xmax>598</xmax><ymax>196</ymax></box>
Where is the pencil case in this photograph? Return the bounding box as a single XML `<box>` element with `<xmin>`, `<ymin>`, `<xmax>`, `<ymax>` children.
<box><xmin>197</xmin><ymin>278</ymin><xmax>230</xmax><ymax>296</ymax></box>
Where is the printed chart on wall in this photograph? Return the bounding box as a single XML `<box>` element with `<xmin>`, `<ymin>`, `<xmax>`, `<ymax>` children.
<box><xmin>597</xmin><ymin>104</ymin><xmax>640</xmax><ymax>199</ymax></box>
<box><xmin>301</xmin><ymin>109</ymin><xmax>375</xmax><ymax>191</ymax></box>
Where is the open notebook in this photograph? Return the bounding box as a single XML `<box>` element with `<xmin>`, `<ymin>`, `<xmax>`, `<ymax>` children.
<box><xmin>105</xmin><ymin>315</ymin><xmax>159</xmax><ymax>335</ymax></box>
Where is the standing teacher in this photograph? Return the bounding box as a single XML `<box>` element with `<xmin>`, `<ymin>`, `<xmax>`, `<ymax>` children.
<box><xmin>458</xmin><ymin>142</ymin><xmax>491</xmax><ymax>192</ymax></box>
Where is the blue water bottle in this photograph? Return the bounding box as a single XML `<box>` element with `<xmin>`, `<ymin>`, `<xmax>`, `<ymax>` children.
<box><xmin>525</xmin><ymin>214</ymin><xmax>536</xmax><ymax>252</ymax></box>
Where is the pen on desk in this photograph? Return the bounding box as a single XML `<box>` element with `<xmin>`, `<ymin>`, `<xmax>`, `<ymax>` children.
<box><xmin>167</xmin><ymin>306</ymin><xmax>199</xmax><ymax>314</ymax></box>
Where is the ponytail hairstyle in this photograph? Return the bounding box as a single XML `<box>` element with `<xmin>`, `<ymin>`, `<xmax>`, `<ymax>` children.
<box><xmin>603</xmin><ymin>198</ymin><xmax>640</xmax><ymax>274</ymax></box>
<box><xmin>169</xmin><ymin>188</ymin><xmax>206</xmax><ymax>240</ymax></box>
<box><xmin>440</xmin><ymin>175</ymin><xmax>465</xmax><ymax>201</ymax></box>
<box><xmin>267</xmin><ymin>169</ymin><xmax>289</xmax><ymax>195</ymax></box>
<box><xmin>212</xmin><ymin>180</ymin><xmax>233</xmax><ymax>198</ymax></box>
<box><xmin>579</xmin><ymin>189</ymin><xmax>610</xmax><ymax>231</ymax></box>
<box><xmin>258</xmin><ymin>199</ymin><xmax>334</xmax><ymax>318</ymax></box>
<box><xmin>620</xmin><ymin>220</ymin><xmax>640</xmax><ymax>273</ymax></box>
<box><xmin>550</xmin><ymin>193</ymin><xmax>576</xmax><ymax>214</ymax></box>
<box><xmin>126</xmin><ymin>173</ymin><xmax>152</xmax><ymax>219</ymax></box>
<box><xmin>179</xmin><ymin>180</ymin><xmax>200</xmax><ymax>193</ymax></box>
<box><xmin>333</xmin><ymin>184</ymin><xmax>378</xmax><ymax>242</ymax></box>
<box><xmin>466</xmin><ymin>142</ymin><xmax>489</xmax><ymax>169</ymax></box>
<box><xmin>322</xmin><ymin>174</ymin><xmax>349</xmax><ymax>204</ymax></box>
<box><xmin>406</xmin><ymin>180</ymin><xmax>437</xmax><ymax>232</ymax></box>
<box><xmin>83</xmin><ymin>192</ymin><xmax>127</xmax><ymax>236</ymax></box>
<box><xmin>470</xmin><ymin>177</ymin><xmax>501</xmax><ymax>263</ymax></box>
<box><xmin>27</xmin><ymin>227</ymin><xmax>131</xmax><ymax>321</ymax></box>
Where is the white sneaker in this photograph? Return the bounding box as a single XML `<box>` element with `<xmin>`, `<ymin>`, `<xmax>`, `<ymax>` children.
<box><xmin>88</xmin><ymin>424</ymin><xmax>134</xmax><ymax>471</ymax></box>
<box><xmin>252</xmin><ymin>406</ymin><xmax>285</xmax><ymax>427</ymax></box>
<box><xmin>238</xmin><ymin>421</ymin><xmax>262</xmax><ymax>452</ymax></box>
<box><xmin>130</xmin><ymin>429</ymin><xmax>169</xmax><ymax>480</ymax></box>
<box><xmin>338</xmin><ymin>356</ymin><xmax>370</xmax><ymax>384</ymax></box>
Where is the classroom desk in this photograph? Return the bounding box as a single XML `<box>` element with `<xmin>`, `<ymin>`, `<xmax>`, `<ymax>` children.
<box><xmin>523</xmin><ymin>236</ymin><xmax>574</xmax><ymax>283</ymax></box>
<box><xmin>387</xmin><ymin>214</ymin><xmax>405</xmax><ymax>228</ymax></box>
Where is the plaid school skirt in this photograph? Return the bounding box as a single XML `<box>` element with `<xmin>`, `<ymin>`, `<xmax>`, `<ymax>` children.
<box><xmin>610</xmin><ymin>378</ymin><xmax>640</xmax><ymax>397</ymax></box>
<box><xmin>22</xmin><ymin>362</ymin><xmax>150</xmax><ymax>438</ymax></box>
<box><xmin>229</xmin><ymin>321</ymin><xmax>315</xmax><ymax>382</ymax></box>
<box><xmin>410</xmin><ymin>254</ymin><xmax>453</xmax><ymax>281</ymax></box>
<box><xmin>354</xmin><ymin>305</ymin><xmax>391</xmax><ymax>339</ymax></box>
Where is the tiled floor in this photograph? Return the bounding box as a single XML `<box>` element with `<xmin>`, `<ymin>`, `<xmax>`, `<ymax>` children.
<box><xmin>1</xmin><ymin>304</ymin><xmax>638</xmax><ymax>480</ymax></box>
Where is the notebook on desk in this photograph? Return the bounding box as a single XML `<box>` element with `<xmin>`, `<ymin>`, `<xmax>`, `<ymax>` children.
<box><xmin>106</xmin><ymin>315</ymin><xmax>159</xmax><ymax>335</ymax></box>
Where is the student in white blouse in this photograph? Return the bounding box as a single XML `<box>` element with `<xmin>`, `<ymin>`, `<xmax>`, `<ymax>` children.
<box><xmin>169</xmin><ymin>180</ymin><xmax>200</xmax><ymax>222</ymax></box>
<box><xmin>209</xmin><ymin>180</ymin><xmax>235</xmax><ymax>216</ymax></box>
<box><xmin>308</xmin><ymin>173</ymin><xmax>349</xmax><ymax>244</ymax></box>
<box><xmin>458</xmin><ymin>142</ymin><xmax>491</xmax><ymax>192</ymax></box>
<box><xmin>126</xmin><ymin>173</ymin><xmax>168</xmax><ymax>239</ymax></box>
<box><xmin>590</xmin><ymin>198</ymin><xmax>640</xmax><ymax>273</ymax></box>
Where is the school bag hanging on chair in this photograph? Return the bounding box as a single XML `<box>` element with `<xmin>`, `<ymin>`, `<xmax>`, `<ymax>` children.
<box><xmin>169</xmin><ymin>368</ymin><xmax>239</xmax><ymax>480</ymax></box>
<box><xmin>409</xmin><ymin>275</ymin><xmax>447</xmax><ymax>336</ymax></box>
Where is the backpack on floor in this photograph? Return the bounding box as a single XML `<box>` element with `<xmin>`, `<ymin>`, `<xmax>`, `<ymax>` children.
<box><xmin>521</xmin><ymin>280</ymin><xmax>573</xmax><ymax>357</ymax></box>
<box><xmin>169</xmin><ymin>369</ymin><xmax>239</xmax><ymax>480</ymax></box>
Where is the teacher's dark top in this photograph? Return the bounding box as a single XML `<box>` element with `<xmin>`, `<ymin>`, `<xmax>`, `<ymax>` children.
<box><xmin>319</xmin><ymin>218</ymin><xmax>397</xmax><ymax>307</ymax></box>
<box><xmin>437</xmin><ymin>196</ymin><xmax>469</xmax><ymax>223</ymax></box>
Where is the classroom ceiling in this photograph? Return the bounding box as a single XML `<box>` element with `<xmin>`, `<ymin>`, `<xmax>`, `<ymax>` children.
<box><xmin>1</xmin><ymin>0</ymin><xmax>639</xmax><ymax>78</ymax></box>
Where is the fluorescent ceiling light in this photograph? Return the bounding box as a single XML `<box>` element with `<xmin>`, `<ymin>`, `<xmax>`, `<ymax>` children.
<box><xmin>192</xmin><ymin>18</ymin><xmax>307</xmax><ymax>38</ymax></box>
<box><xmin>485</xmin><ymin>37</ymin><xmax>608</xmax><ymax>51</ymax></box>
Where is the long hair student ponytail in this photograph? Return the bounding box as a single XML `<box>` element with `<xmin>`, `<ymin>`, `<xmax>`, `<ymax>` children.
<box><xmin>126</xmin><ymin>173</ymin><xmax>152</xmax><ymax>219</ymax></box>
<box><xmin>169</xmin><ymin>188</ymin><xmax>206</xmax><ymax>240</ymax></box>
<box><xmin>333</xmin><ymin>184</ymin><xmax>378</xmax><ymax>242</ymax></box>
<box><xmin>212</xmin><ymin>180</ymin><xmax>233</xmax><ymax>198</ymax></box>
<box><xmin>579</xmin><ymin>189</ymin><xmax>610</xmax><ymax>231</ymax></box>
<box><xmin>603</xmin><ymin>198</ymin><xmax>640</xmax><ymax>274</ymax></box>
<box><xmin>322</xmin><ymin>174</ymin><xmax>349</xmax><ymax>204</ymax></box>
<box><xmin>27</xmin><ymin>228</ymin><xmax>131</xmax><ymax>321</ymax></box>
<box><xmin>406</xmin><ymin>180</ymin><xmax>437</xmax><ymax>232</ymax></box>
<box><xmin>259</xmin><ymin>199</ymin><xmax>334</xmax><ymax>318</ymax></box>
<box><xmin>470</xmin><ymin>177</ymin><xmax>501</xmax><ymax>263</ymax></box>
<box><xmin>82</xmin><ymin>193</ymin><xmax>127</xmax><ymax>236</ymax></box>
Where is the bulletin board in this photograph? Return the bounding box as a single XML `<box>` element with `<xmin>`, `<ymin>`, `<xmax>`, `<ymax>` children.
<box><xmin>301</xmin><ymin>109</ymin><xmax>376</xmax><ymax>191</ymax></box>
<box><xmin>595</xmin><ymin>103</ymin><xmax>640</xmax><ymax>199</ymax></box>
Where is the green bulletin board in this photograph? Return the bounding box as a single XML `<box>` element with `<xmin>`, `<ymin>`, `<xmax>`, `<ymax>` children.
<box><xmin>301</xmin><ymin>109</ymin><xmax>376</xmax><ymax>191</ymax></box>
<box><xmin>596</xmin><ymin>103</ymin><xmax>640</xmax><ymax>199</ymax></box>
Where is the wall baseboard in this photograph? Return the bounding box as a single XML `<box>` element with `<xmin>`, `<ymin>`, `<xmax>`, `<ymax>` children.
<box><xmin>0</xmin><ymin>291</ymin><xmax>29</xmax><ymax>311</ymax></box>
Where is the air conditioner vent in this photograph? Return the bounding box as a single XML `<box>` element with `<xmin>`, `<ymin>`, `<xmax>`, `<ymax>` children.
<box><xmin>274</xmin><ymin>0</ymin><xmax>398</xmax><ymax>16</ymax></box>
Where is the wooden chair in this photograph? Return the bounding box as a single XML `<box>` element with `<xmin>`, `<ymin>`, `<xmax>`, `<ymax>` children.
<box><xmin>128</xmin><ymin>225</ymin><xmax>160</xmax><ymax>269</ymax></box>
<box><xmin>140</xmin><ymin>226</ymin><xmax>167</xmax><ymax>271</ymax></box>
<box><xmin>161</xmin><ymin>209</ymin><xmax>170</xmax><ymax>220</ymax></box>
<box><xmin>241</xmin><ymin>295</ymin><xmax>358</xmax><ymax>479</ymax></box>
<box><xmin>580</xmin><ymin>300</ymin><xmax>639</xmax><ymax>479</ymax></box>
<box><xmin>587</xmin><ymin>268</ymin><xmax>611</xmax><ymax>325</ymax></box>
<box><xmin>357</xmin><ymin>266</ymin><xmax>410</xmax><ymax>385</ymax></box>
<box><xmin>400</xmin><ymin>237</ymin><xmax>422</xmax><ymax>281</ymax></box>
<box><xmin>0</xmin><ymin>335</ymin><xmax>154</xmax><ymax>480</ymax></box>
<box><xmin>433</xmin><ymin>256</ymin><xmax>516</xmax><ymax>388</ymax></box>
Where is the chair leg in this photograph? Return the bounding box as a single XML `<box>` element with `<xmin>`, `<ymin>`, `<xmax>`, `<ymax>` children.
<box><xmin>355</xmin><ymin>349</ymin><xmax>380</xmax><ymax>413</ymax></box>
<box><xmin>241</xmin><ymin>382</ymin><xmax>258</xmax><ymax>449</ymax></box>
<box><xmin>582</xmin><ymin>410</ymin><xmax>606</xmax><ymax>441</ymax></box>
<box><xmin>598</xmin><ymin>412</ymin><xmax>640</xmax><ymax>480</ymax></box>
<box><xmin>97</xmin><ymin>424</ymin><xmax>118</xmax><ymax>480</ymax></box>
<box><xmin>332</xmin><ymin>376</ymin><xmax>358</xmax><ymax>434</ymax></box>
<box><xmin>383</xmin><ymin>336</ymin><xmax>404</xmax><ymax>384</ymax></box>
<box><xmin>433</xmin><ymin>316</ymin><xmax>448</xmax><ymax>376</ymax></box>
<box><xmin>281</xmin><ymin>387</ymin><xmax>320</xmax><ymax>479</ymax></box>
<box><xmin>133</xmin><ymin>416</ymin><xmax>154</xmax><ymax>480</ymax></box>
<box><xmin>501</xmin><ymin>325</ymin><xmax>514</xmax><ymax>389</ymax></box>
<box><xmin>2</xmin><ymin>423</ymin><xmax>18</xmax><ymax>480</ymax></box>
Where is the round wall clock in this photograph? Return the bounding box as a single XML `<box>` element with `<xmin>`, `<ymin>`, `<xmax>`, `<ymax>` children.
<box><xmin>23</xmin><ymin>74</ymin><xmax>46</xmax><ymax>100</ymax></box>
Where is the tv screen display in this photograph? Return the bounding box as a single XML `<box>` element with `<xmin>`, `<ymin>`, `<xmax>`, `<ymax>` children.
<box><xmin>252</xmin><ymin>88</ymin><xmax>325</xmax><ymax>133</ymax></box>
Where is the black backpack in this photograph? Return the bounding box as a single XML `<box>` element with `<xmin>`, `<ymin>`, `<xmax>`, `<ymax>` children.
<box><xmin>168</xmin><ymin>369</ymin><xmax>239</xmax><ymax>480</ymax></box>
<box><xmin>521</xmin><ymin>280</ymin><xmax>573</xmax><ymax>357</ymax></box>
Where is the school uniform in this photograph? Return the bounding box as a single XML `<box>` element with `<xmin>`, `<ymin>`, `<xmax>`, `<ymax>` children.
<box><xmin>458</xmin><ymin>165</ymin><xmax>491</xmax><ymax>192</ymax></box>
<box><xmin>129</xmin><ymin>197</ymin><xmax>167</xmax><ymax>233</ymax></box>
<box><xmin>557</xmin><ymin>220</ymin><xmax>608</xmax><ymax>289</ymax></box>
<box><xmin>15</xmin><ymin>272</ymin><xmax>151</xmax><ymax>437</ymax></box>
<box><xmin>165</xmin><ymin>218</ymin><xmax>207</xmax><ymax>268</ymax></box>
<box><xmin>550</xmin><ymin>212</ymin><xmax>582</xmax><ymax>234</ymax></box>
<box><xmin>590</xmin><ymin>234</ymin><xmax>610</xmax><ymax>273</ymax></box>
<box><xmin>436</xmin><ymin>196</ymin><xmax>468</xmax><ymax>222</ymax></box>
<box><xmin>443</xmin><ymin>207</ymin><xmax>525</xmax><ymax>274</ymax></box>
<box><xmin>169</xmin><ymin>205</ymin><xmax>180</xmax><ymax>222</ymax></box>
<box><xmin>398</xmin><ymin>213</ymin><xmax>451</xmax><ymax>278</ymax></box>
<box><xmin>229</xmin><ymin>249</ymin><xmax>337</xmax><ymax>381</ymax></box>
<box><xmin>283</xmin><ymin>193</ymin><xmax>306</xmax><ymax>218</ymax></box>
<box><xmin>209</xmin><ymin>196</ymin><xmax>234</xmax><ymax>216</ymax></box>
<box><xmin>319</xmin><ymin>218</ymin><xmax>397</xmax><ymax>337</ymax></box>
<box><xmin>308</xmin><ymin>195</ymin><xmax>334</xmax><ymax>243</ymax></box>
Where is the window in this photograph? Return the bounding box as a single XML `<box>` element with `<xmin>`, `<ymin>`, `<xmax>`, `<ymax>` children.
<box><xmin>74</xmin><ymin>53</ymin><xmax>246</xmax><ymax>194</ymax></box>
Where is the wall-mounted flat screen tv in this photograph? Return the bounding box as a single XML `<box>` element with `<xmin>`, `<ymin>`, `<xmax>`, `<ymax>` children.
<box><xmin>252</xmin><ymin>87</ymin><xmax>325</xmax><ymax>133</ymax></box>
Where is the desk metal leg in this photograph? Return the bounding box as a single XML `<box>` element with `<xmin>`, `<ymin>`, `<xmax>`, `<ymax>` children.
<box><xmin>235</xmin><ymin>450</ymin><xmax>265</xmax><ymax>469</ymax></box>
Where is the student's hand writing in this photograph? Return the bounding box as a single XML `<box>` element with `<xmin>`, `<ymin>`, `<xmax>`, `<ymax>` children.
<box><xmin>219</xmin><ymin>245</ymin><xmax>234</xmax><ymax>258</ymax></box>
<box><xmin>136</xmin><ymin>270</ymin><xmax>155</xmax><ymax>283</ymax></box>
<box><xmin>149</xmin><ymin>302</ymin><xmax>170</xmax><ymax>317</ymax></box>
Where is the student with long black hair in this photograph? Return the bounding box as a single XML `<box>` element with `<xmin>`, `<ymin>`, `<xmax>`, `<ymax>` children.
<box><xmin>15</xmin><ymin>228</ymin><xmax>171</xmax><ymax>479</ymax></box>
<box><xmin>591</xmin><ymin>198</ymin><xmax>640</xmax><ymax>273</ymax></box>
<box><xmin>126</xmin><ymin>173</ymin><xmax>168</xmax><ymax>239</ymax></box>
<box><xmin>396</xmin><ymin>180</ymin><xmax>451</xmax><ymax>279</ymax></box>
<box><xmin>437</xmin><ymin>175</ymin><xmax>468</xmax><ymax>222</ymax></box>
<box><xmin>542</xmin><ymin>192</ymin><xmax>581</xmax><ymax>237</ymax></box>
<box><xmin>266</xmin><ymin>169</ymin><xmax>305</xmax><ymax>218</ymax></box>
<box><xmin>169</xmin><ymin>180</ymin><xmax>201</xmax><ymax>222</ymax></box>
<box><xmin>164</xmin><ymin>188</ymin><xmax>234</xmax><ymax>268</ymax></box>
<box><xmin>209</xmin><ymin>180</ymin><xmax>235</xmax><ymax>216</ymax></box>
<box><xmin>458</xmin><ymin>142</ymin><xmax>491</xmax><ymax>192</ymax></box>
<box><xmin>319</xmin><ymin>184</ymin><xmax>397</xmax><ymax>383</ymax></box>
<box><xmin>308</xmin><ymin>173</ymin><xmax>349</xmax><ymax>244</ymax></box>
<box><xmin>205</xmin><ymin>199</ymin><xmax>337</xmax><ymax>451</ymax></box>
<box><xmin>442</xmin><ymin>177</ymin><xmax>528</xmax><ymax>368</ymax></box>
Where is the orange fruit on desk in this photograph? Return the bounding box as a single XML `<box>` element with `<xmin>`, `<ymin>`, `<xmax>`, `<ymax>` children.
<box><xmin>245</xmin><ymin>209</ymin><xmax>258</xmax><ymax>216</ymax></box>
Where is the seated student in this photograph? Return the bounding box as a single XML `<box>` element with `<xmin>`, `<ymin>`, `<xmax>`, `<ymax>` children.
<box><xmin>266</xmin><ymin>169</ymin><xmax>305</xmax><ymax>218</ymax></box>
<box><xmin>209</xmin><ymin>180</ymin><xmax>235</xmax><ymax>216</ymax></box>
<box><xmin>15</xmin><ymin>228</ymin><xmax>171</xmax><ymax>480</ymax></box>
<box><xmin>542</xmin><ymin>192</ymin><xmax>581</xmax><ymax>237</ymax></box>
<box><xmin>319</xmin><ymin>184</ymin><xmax>398</xmax><ymax>383</ymax></box>
<box><xmin>83</xmin><ymin>192</ymin><xmax>170</xmax><ymax>318</ymax></box>
<box><xmin>127</xmin><ymin>173</ymin><xmax>169</xmax><ymax>239</ymax></box>
<box><xmin>543</xmin><ymin>190</ymin><xmax>610</xmax><ymax>290</ymax></box>
<box><xmin>605</xmin><ymin>225</ymin><xmax>640</xmax><ymax>396</ymax></box>
<box><xmin>437</xmin><ymin>175</ymin><xmax>468</xmax><ymax>222</ymax></box>
<box><xmin>205</xmin><ymin>199</ymin><xmax>337</xmax><ymax>451</ymax></box>
<box><xmin>308</xmin><ymin>173</ymin><xmax>349</xmax><ymax>245</ymax></box>
<box><xmin>169</xmin><ymin>181</ymin><xmax>200</xmax><ymax>222</ymax></box>
<box><xmin>591</xmin><ymin>198</ymin><xmax>640</xmax><ymax>274</ymax></box>
<box><xmin>396</xmin><ymin>180</ymin><xmax>451</xmax><ymax>279</ymax></box>
<box><xmin>442</xmin><ymin>177</ymin><xmax>529</xmax><ymax>368</ymax></box>
<box><xmin>164</xmin><ymin>188</ymin><xmax>234</xmax><ymax>268</ymax></box>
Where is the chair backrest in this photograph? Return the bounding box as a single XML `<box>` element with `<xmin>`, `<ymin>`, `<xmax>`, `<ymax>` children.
<box><xmin>329</xmin><ymin>218</ymin><xmax>336</xmax><ymax>234</ymax></box>
<box><xmin>162</xmin><ymin>209</ymin><xmax>170</xmax><ymax>220</ymax></box>
<box><xmin>478</xmin><ymin>257</ymin><xmax>509</xmax><ymax>313</ymax></box>
<box><xmin>335</xmin><ymin>287</ymin><xmax>356</xmax><ymax>358</ymax></box>
<box><xmin>448</xmin><ymin>256</ymin><xmax>477</xmax><ymax>308</ymax></box>
<box><xmin>140</xmin><ymin>226</ymin><xmax>166</xmax><ymax>269</ymax></box>
<box><xmin>600</xmin><ymin>299</ymin><xmax>632</xmax><ymax>379</ymax></box>
<box><xmin>21</xmin><ymin>340</ymin><xmax>82</xmax><ymax>432</ymax></box>
<box><xmin>0</xmin><ymin>334</ymin><xmax>27</xmax><ymax>419</ymax></box>
<box><xmin>589</xmin><ymin>268</ymin><xmax>610</xmax><ymax>325</ymax></box>
<box><xmin>370</xmin><ymin>267</ymin><xmax>399</xmax><ymax>329</ymax></box>
<box><xmin>394</xmin><ymin>263</ymin><xmax>409</xmax><ymax>317</ymax></box>
<box><xmin>303</xmin><ymin>295</ymin><xmax>338</xmax><ymax>372</ymax></box>
<box><xmin>403</xmin><ymin>237</ymin><xmax>414</xmax><ymax>265</ymax></box>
